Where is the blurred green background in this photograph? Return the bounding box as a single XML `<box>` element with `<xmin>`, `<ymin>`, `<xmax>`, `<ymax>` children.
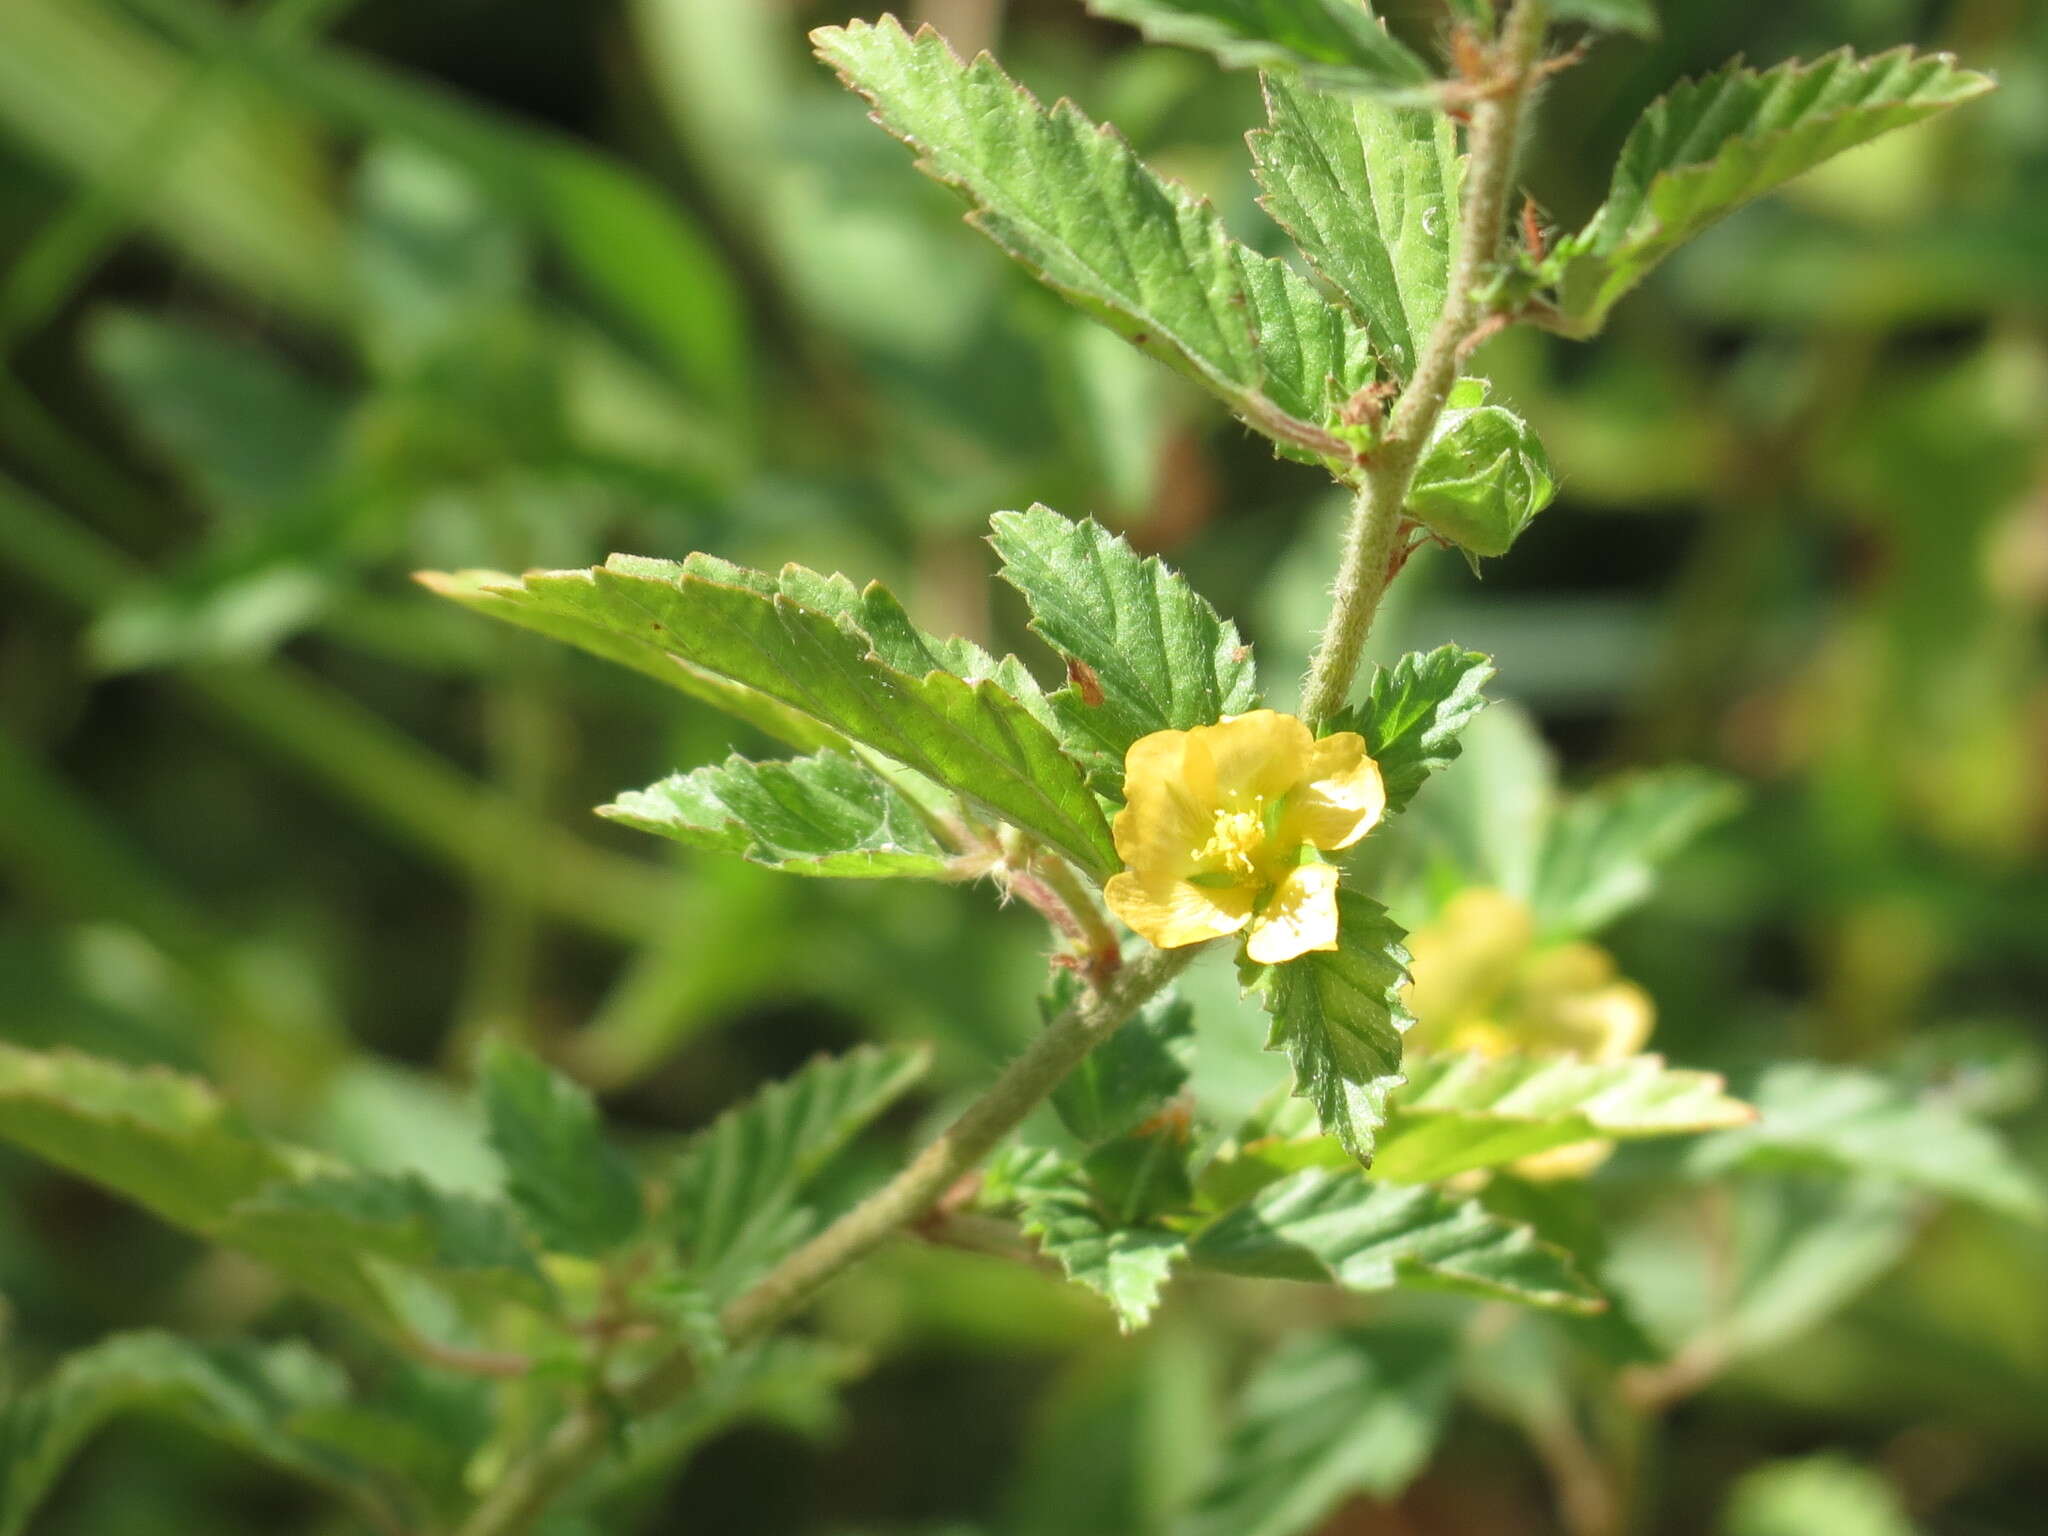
<box><xmin>1</xmin><ymin>0</ymin><xmax>2045</xmax><ymax>1532</ymax></box>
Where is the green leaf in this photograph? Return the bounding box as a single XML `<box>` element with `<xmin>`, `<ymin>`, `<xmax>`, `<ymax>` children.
<box><xmin>480</xmin><ymin>1042</ymin><xmax>644</xmax><ymax>1257</ymax></box>
<box><xmin>1252</xmin><ymin>890</ymin><xmax>1413</xmax><ymax>1165</ymax></box>
<box><xmin>222</xmin><ymin>1173</ymin><xmax>557</xmax><ymax>1314</ymax></box>
<box><xmin>1406</xmin><ymin>388</ymin><xmax>1557</xmax><ymax>556</ymax></box>
<box><xmin>1191</xmin><ymin>1166</ymin><xmax>1602</xmax><ymax>1311</ymax></box>
<box><xmin>1251</xmin><ymin>78</ymin><xmax>1461</xmax><ymax>375</ymax></box>
<box><xmin>434</xmin><ymin>556</ymin><xmax>1118</xmax><ymax>878</ymax></box>
<box><xmin>1048</xmin><ymin>971</ymin><xmax>1196</xmax><ymax>1148</ymax></box>
<box><xmin>0</xmin><ymin>1332</ymin><xmax>375</xmax><ymax>1536</ymax></box>
<box><xmin>1329</xmin><ymin>645</ymin><xmax>1493</xmax><ymax>815</ymax></box>
<box><xmin>1689</xmin><ymin>1063</ymin><xmax>2048</xmax><ymax>1224</ymax></box>
<box><xmin>1371</xmin><ymin>1051</ymin><xmax>1754</xmax><ymax>1182</ymax></box>
<box><xmin>1530</xmin><ymin>767</ymin><xmax>1740</xmax><ymax>937</ymax></box>
<box><xmin>990</xmin><ymin>506</ymin><xmax>1258</xmax><ymax>793</ymax></box>
<box><xmin>0</xmin><ymin>1043</ymin><xmax>305</xmax><ymax>1233</ymax></box>
<box><xmin>1722</xmin><ymin>1456</ymin><xmax>1919</xmax><ymax>1536</ymax></box>
<box><xmin>667</xmin><ymin>1044</ymin><xmax>930</xmax><ymax>1300</ymax></box>
<box><xmin>602</xmin><ymin>750</ymin><xmax>955</xmax><ymax>879</ymax></box>
<box><xmin>1179</xmin><ymin>1325</ymin><xmax>1456</xmax><ymax>1536</ymax></box>
<box><xmin>1550</xmin><ymin>0</ymin><xmax>1659</xmax><ymax>38</ymax></box>
<box><xmin>1013</xmin><ymin>1156</ymin><xmax>1186</xmax><ymax>1331</ymax></box>
<box><xmin>1549</xmin><ymin>49</ymin><xmax>1995</xmax><ymax>336</ymax></box>
<box><xmin>813</xmin><ymin>18</ymin><xmax>1380</xmax><ymax>466</ymax></box>
<box><xmin>1085</xmin><ymin>0</ymin><xmax>1435</xmax><ymax>99</ymax></box>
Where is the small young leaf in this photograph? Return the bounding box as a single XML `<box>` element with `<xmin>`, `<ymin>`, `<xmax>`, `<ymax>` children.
<box><xmin>1252</xmin><ymin>78</ymin><xmax>1461</xmax><ymax>375</ymax></box>
<box><xmin>1086</xmin><ymin>0</ymin><xmax>1435</xmax><ymax>99</ymax></box>
<box><xmin>1013</xmin><ymin>1156</ymin><xmax>1186</xmax><ymax>1331</ymax></box>
<box><xmin>667</xmin><ymin>1044</ymin><xmax>930</xmax><ymax>1300</ymax></box>
<box><xmin>1180</xmin><ymin>1325</ymin><xmax>1457</xmax><ymax>1536</ymax></box>
<box><xmin>1530</xmin><ymin>767</ymin><xmax>1740</xmax><ymax>938</ymax></box>
<box><xmin>602</xmin><ymin>750</ymin><xmax>954</xmax><ymax>879</ymax></box>
<box><xmin>991</xmin><ymin>506</ymin><xmax>1258</xmax><ymax>793</ymax></box>
<box><xmin>0</xmin><ymin>1333</ymin><xmax>374</xmax><ymax>1536</ymax></box>
<box><xmin>436</xmin><ymin>557</ymin><xmax>1119</xmax><ymax>878</ymax></box>
<box><xmin>1372</xmin><ymin>1051</ymin><xmax>1754</xmax><ymax>1182</ymax></box>
<box><xmin>1550</xmin><ymin>48</ymin><xmax>1995</xmax><ymax>335</ymax></box>
<box><xmin>1252</xmin><ymin>890</ymin><xmax>1413</xmax><ymax>1165</ymax></box>
<box><xmin>1406</xmin><ymin>391</ymin><xmax>1557</xmax><ymax>556</ymax></box>
<box><xmin>1329</xmin><ymin>645</ymin><xmax>1494</xmax><ymax>814</ymax></box>
<box><xmin>813</xmin><ymin>18</ymin><xmax>1381</xmax><ymax>466</ymax></box>
<box><xmin>480</xmin><ymin>1042</ymin><xmax>644</xmax><ymax>1257</ymax></box>
<box><xmin>1191</xmin><ymin>1166</ymin><xmax>1602</xmax><ymax>1311</ymax></box>
<box><xmin>1550</xmin><ymin>0</ymin><xmax>1658</xmax><ymax>38</ymax></box>
<box><xmin>1047</xmin><ymin>971</ymin><xmax>1196</xmax><ymax>1148</ymax></box>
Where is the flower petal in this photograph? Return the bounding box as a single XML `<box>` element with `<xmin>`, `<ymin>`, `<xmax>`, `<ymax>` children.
<box><xmin>1201</xmin><ymin>710</ymin><xmax>1313</xmax><ymax>810</ymax></box>
<box><xmin>1105</xmin><ymin>871</ymin><xmax>1253</xmax><ymax>949</ymax></box>
<box><xmin>1244</xmin><ymin>862</ymin><xmax>1341</xmax><ymax>965</ymax></box>
<box><xmin>1286</xmin><ymin>732</ymin><xmax>1387</xmax><ymax>851</ymax></box>
<box><xmin>1111</xmin><ymin>727</ymin><xmax>1217</xmax><ymax>875</ymax></box>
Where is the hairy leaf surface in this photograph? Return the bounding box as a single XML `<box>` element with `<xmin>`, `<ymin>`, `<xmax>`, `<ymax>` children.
<box><xmin>1329</xmin><ymin>645</ymin><xmax>1493</xmax><ymax>814</ymax></box>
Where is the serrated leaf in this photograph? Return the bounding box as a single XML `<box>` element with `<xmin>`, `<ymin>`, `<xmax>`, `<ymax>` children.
<box><xmin>435</xmin><ymin>556</ymin><xmax>1118</xmax><ymax>878</ymax></box>
<box><xmin>1550</xmin><ymin>49</ymin><xmax>1994</xmax><ymax>335</ymax></box>
<box><xmin>1406</xmin><ymin>390</ymin><xmax>1556</xmax><ymax>556</ymax></box>
<box><xmin>222</xmin><ymin>1173</ymin><xmax>556</xmax><ymax>1314</ymax></box>
<box><xmin>1179</xmin><ymin>1324</ymin><xmax>1456</xmax><ymax>1536</ymax></box>
<box><xmin>1015</xmin><ymin>1159</ymin><xmax>1186</xmax><ymax>1331</ymax></box>
<box><xmin>1551</xmin><ymin>0</ymin><xmax>1658</xmax><ymax>38</ymax></box>
<box><xmin>480</xmin><ymin>1042</ymin><xmax>644</xmax><ymax>1257</ymax></box>
<box><xmin>667</xmin><ymin>1044</ymin><xmax>930</xmax><ymax>1300</ymax></box>
<box><xmin>0</xmin><ymin>1332</ymin><xmax>374</xmax><ymax>1536</ymax></box>
<box><xmin>602</xmin><ymin>749</ymin><xmax>954</xmax><ymax>879</ymax></box>
<box><xmin>1191</xmin><ymin>1166</ymin><xmax>1602</xmax><ymax>1311</ymax></box>
<box><xmin>1253</xmin><ymin>890</ymin><xmax>1413</xmax><ymax>1165</ymax></box>
<box><xmin>1087</xmin><ymin>0</ymin><xmax>1435</xmax><ymax>99</ymax></box>
<box><xmin>813</xmin><ymin>18</ymin><xmax>1381</xmax><ymax>466</ymax></box>
<box><xmin>1252</xmin><ymin>77</ymin><xmax>1460</xmax><ymax>376</ymax></box>
<box><xmin>1371</xmin><ymin>1051</ymin><xmax>1754</xmax><ymax>1182</ymax></box>
<box><xmin>991</xmin><ymin>506</ymin><xmax>1258</xmax><ymax>793</ymax></box>
<box><xmin>1329</xmin><ymin>645</ymin><xmax>1493</xmax><ymax>814</ymax></box>
<box><xmin>1047</xmin><ymin>971</ymin><xmax>1196</xmax><ymax>1148</ymax></box>
<box><xmin>1689</xmin><ymin>1063</ymin><xmax>2047</xmax><ymax>1224</ymax></box>
<box><xmin>1530</xmin><ymin>767</ymin><xmax>1740</xmax><ymax>937</ymax></box>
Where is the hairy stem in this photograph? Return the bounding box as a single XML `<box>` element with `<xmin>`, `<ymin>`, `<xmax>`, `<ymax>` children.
<box><xmin>456</xmin><ymin>943</ymin><xmax>1199</xmax><ymax>1536</ymax></box>
<box><xmin>1298</xmin><ymin>0</ymin><xmax>1552</xmax><ymax>727</ymax></box>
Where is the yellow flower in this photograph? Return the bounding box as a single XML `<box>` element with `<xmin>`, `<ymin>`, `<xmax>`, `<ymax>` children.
<box><xmin>1103</xmin><ymin>710</ymin><xmax>1385</xmax><ymax>965</ymax></box>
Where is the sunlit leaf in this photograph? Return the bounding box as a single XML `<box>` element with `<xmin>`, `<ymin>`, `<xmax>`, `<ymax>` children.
<box><xmin>1085</xmin><ymin>0</ymin><xmax>1434</xmax><ymax>98</ymax></box>
<box><xmin>1328</xmin><ymin>645</ymin><xmax>1493</xmax><ymax>814</ymax></box>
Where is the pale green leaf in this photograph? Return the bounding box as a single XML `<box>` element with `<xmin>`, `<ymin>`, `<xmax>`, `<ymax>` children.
<box><xmin>1530</xmin><ymin>767</ymin><xmax>1740</xmax><ymax>937</ymax></box>
<box><xmin>1014</xmin><ymin>1157</ymin><xmax>1186</xmax><ymax>1331</ymax></box>
<box><xmin>1550</xmin><ymin>0</ymin><xmax>1658</xmax><ymax>38</ymax></box>
<box><xmin>1048</xmin><ymin>971</ymin><xmax>1196</xmax><ymax>1148</ymax></box>
<box><xmin>1191</xmin><ymin>1166</ymin><xmax>1602</xmax><ymax>1310</ymax></box>
<box><xmin>1551</xmin><ymin>49</ymin><xmax>1995</xmax><ymax>335</ymax></box>
<box><xmin>1689</xmin><ymin>1063</ymin><xmax>2047</xmax><ymax>1224</ymax></box>
<box><xmin>1370</xmin><ymin>1051</ymin><xmax>1754</xmax><ymax>1182</ymax></box>
<box><xmin>480</xmin><ymin>1042</ymin><xmax>644</xmax><ymax>1257</ymax></box>
<box><xmin>990</xmin><ymin>506</ymin><xmax>1258</xmax><ymax>792</ymax></box>
<box><xmin>433</xmin><ymin>556</ymin><xmax>1118</xmax><ymax>877</ymax></box>
<box><xmin>813</xmin><ymin>18</ymin><xmax>1380</xmax><ymax>465</ymax></box>
<box><xmin>1179</xmin><ymin>1325</ymin><xmax>1456</xmax><ymax>1536</ymax></box>
<box><xmin>1252</xmin><ymin>78</ymin><xmax>1460</xmax><ymax>374</ymax></box>
<box><xmin>1252</xmin><ymin>890</ymin><xmax>1412</xmax><ymax>1165</ymax></box>
<box><xmin>602</xmin><ymin>750</ymin><xmax>954</xmax><ymax>879</ymax></box>
<box><xmin>221</xmin><ymin>1173</ymin><xmax>557</xmax><ymax>1314</ymax></box>
<box><xmin>1722</xmin><ymin>1456</ymin><xmax>1919</xmax><ymax>1536</ymax></box>
<box><xmin>1406</xmin><ymin>388</ymin><xmax>1557</xmax><ymax>556</ymax></box>
<box><xmin>1086</xmin><ymin>0</ymin><xmax>1434</xmax><ymax>98</ymax></box>
<box><xmin>1328</xmin><ymin>645</ymin><xmax>1493</xmax><ymax>814</ymax></box>
<box><xmin>667</xmin><ymin>1044</ymin><xmax>931</xmax><ymax>1300</ymax></box>
<box><xmin>0</xmin><ymin>1332</ymin><xmax>374</xmax><ymax>1536</ymax></box>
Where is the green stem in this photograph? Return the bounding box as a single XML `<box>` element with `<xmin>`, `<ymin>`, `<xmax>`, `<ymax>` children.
<box><xmin>1298</xmin><ymin>0</ymin><xmax>1552</xmax><ymax>727</ymax></box>
<box><xmin>454</xmin><ymin>943</ymin><xmax>1200</xmax><ymax>1536</ymax></box>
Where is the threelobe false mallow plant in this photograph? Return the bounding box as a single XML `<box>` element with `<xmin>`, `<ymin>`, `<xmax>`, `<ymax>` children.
<box><xmin>0</xmin><ymin>4</ymin><xmax>2022</xmax><ymax>1535</ymax></box>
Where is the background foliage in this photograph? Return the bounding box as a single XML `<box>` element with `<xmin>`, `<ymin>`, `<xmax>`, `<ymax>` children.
<box><xmin>1</xmin><ymin>1</ymin><xmax>2045</xmax><ymax>1533</ymax></box>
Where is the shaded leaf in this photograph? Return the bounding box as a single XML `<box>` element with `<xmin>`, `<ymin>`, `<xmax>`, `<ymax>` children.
<box><xmin>1551</xmin><ymin>0</ymin><xmax>1658</xmax><ymax>37</ymax></box>
<box><xmin>1048</xmin><ymin>971</ymin><xmax>1196</xmax><ymax>1148</ymax></box>
<box><xmin>1329</xmin><ymin>645</ymin><xmax>1493</xmax><ymax>814</ymax></box>
<box><xmin>1086</xmin><ymin>0</ymin><xmax>1434</xmax><ymax>98</ymax></box>
<box><xmin>481</xmin><ymin>1042</ymin><xmax>644</xmax><ymax>1257</ymax></box>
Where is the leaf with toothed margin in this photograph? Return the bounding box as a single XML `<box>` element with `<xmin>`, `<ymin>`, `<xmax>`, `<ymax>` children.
<box><xmin>813</xmin><ymin>17</ymin><xmax>1383</xmax><ymax>468</ymax></box>
<box><xmin>1085</xmin><ymin>0</ymin><xmax>1436</xmax><ymax>99</ymax></box>
<box><xmin>1328</xmin><ymin>645</ymin><xmax>1494</xmax><ymax>815</ymax></box>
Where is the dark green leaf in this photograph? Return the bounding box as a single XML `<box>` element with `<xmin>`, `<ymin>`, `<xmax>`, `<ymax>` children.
<box><xmin>1550</xmin><ymin>0</ymin><xmax>1658</xmax><ymax>38</ymax></box>
<box><xmin>1085</xmin><ymin>0</ymin><xmax>1435</xmax><ymax>98</ymax></box>
<box><xmin>1048</xmin><ymin>971</ymin><xmax>1196</xmax><ymax>1148</ymax></box>
<box><xmin>480</xmin><ymin>1042</ymin><xmax>644</xmax><ymax>1256</ymax></box>
<box><xmin>1329</xmin><ymin>645</ymin><xmax>1493</xmax><ymax>814</ymax></box>
<box><xmin>990</xmin><ymin>506</ymin><xmax>1258</xmax><ymax>792</ymax></box>
<box><xmin>1014</xmin><ymin>1157</ymin><xmax>1186</xmax><ymax>1331</ymax></box>
<box><xmin>602</xmin><ymin>750</ymin><xmax>954</xmax><ymax>879</ymax></box>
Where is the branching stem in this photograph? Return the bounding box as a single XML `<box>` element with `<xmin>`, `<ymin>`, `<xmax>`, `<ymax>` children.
<box><xmin>1298</xmin><ymin>0</ymin><xmax>1552</xmax><ymax>728</ymax></box>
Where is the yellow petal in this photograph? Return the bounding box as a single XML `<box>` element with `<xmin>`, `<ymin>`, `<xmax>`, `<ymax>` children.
<box><xmin>1512</xmin><ymin>1139</ymin><xmax>1616</xmax><ymax>1181</ymax></box>
<box><xmin>1201</xmin><ymin>710</ymin><xmax>1313</xmax><ymax>809</ymax></box>
<box><xmin>1112</xmin><ymin>727</ymin><xmax>1218</xmax><ymax>876</ymax></box>
<box><xmin>1403</xmin><ymin>888</ymin><xmax>1534</xmax><ymax>1047</ymax></box>
<box><xmin>1285</xmin><ymin>732</ymin><xmax>1387</xmax><ymax>851</ymax></box>
<box><xmin>1105</xmin><ymin>871</ymin><xmax>1253</xmax><ymax>949</ymax></box>
<box><xmin>1244</xmin><ymin>862</ymin><xmax>1341</xmax><ymax>965</ymax></box>
<box><xmin>1519</xmin><ymin>943</ymin><xmax>1655</xmax><ymax>1058</ymax></box>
